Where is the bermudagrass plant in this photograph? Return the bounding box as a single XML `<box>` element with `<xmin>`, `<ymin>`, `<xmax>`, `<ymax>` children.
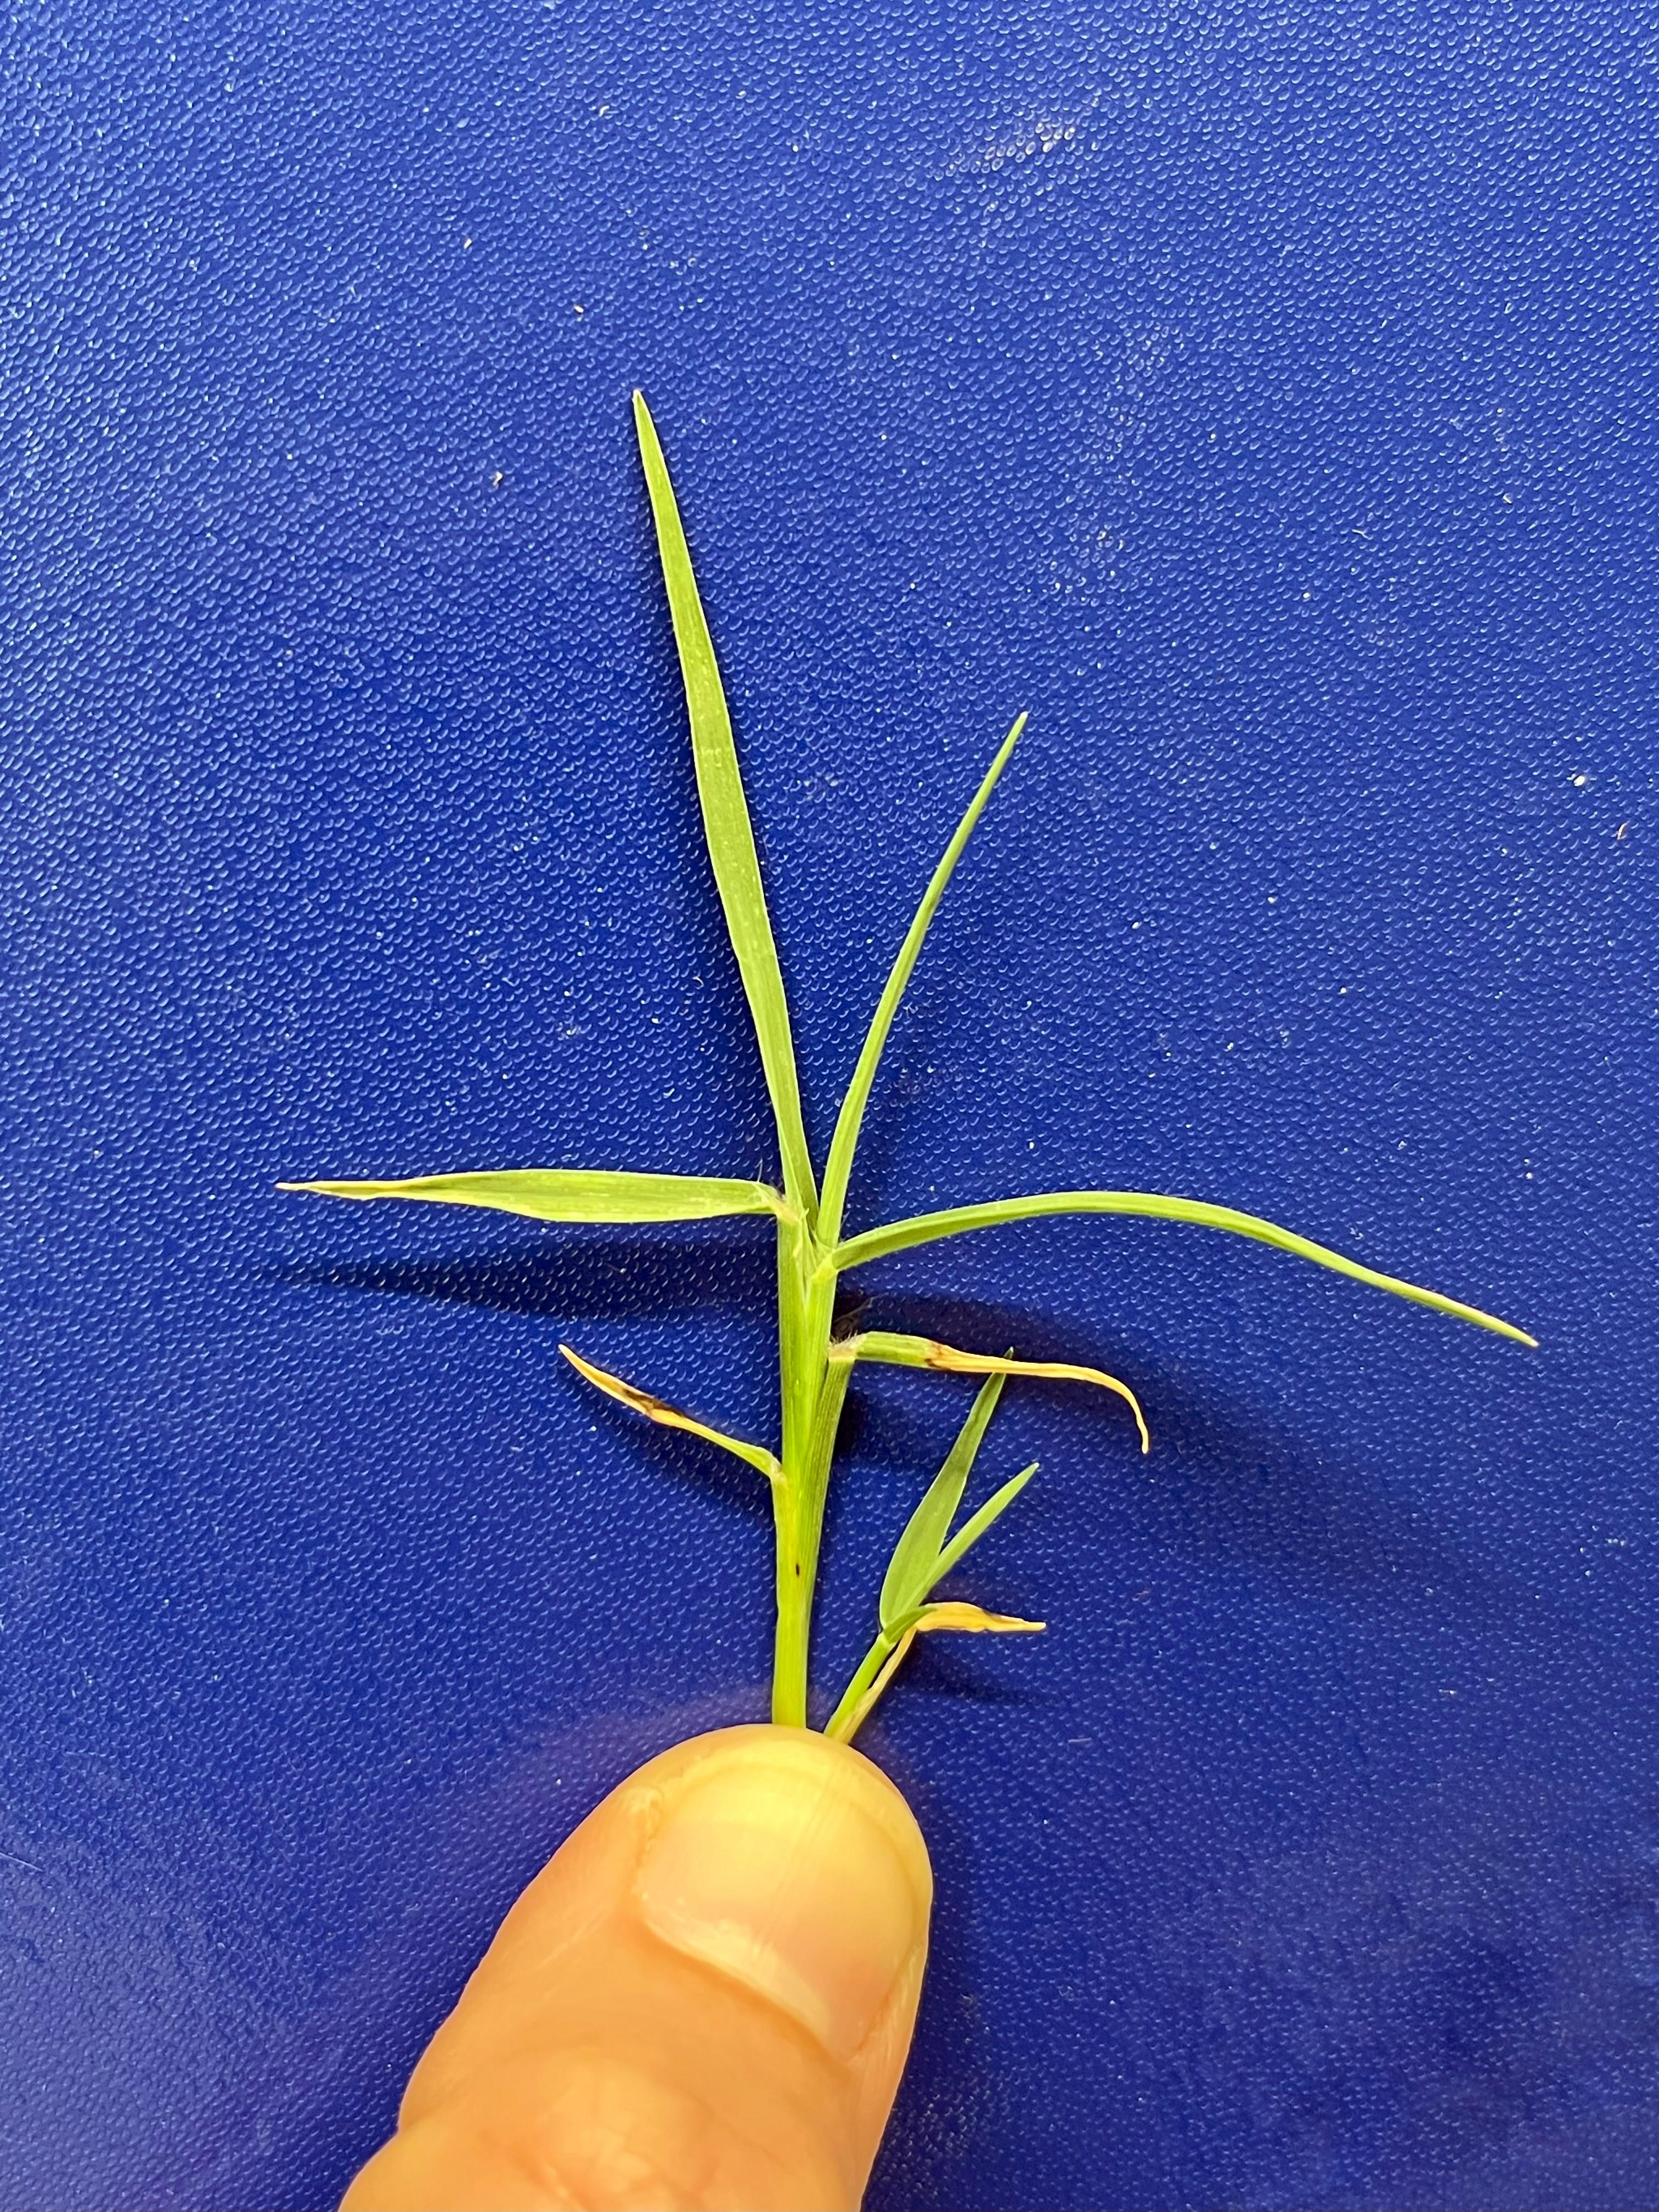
<box><xmin>285</xmin><ymin>393</ymin><xmax>1536</xmax><ymax>1742</ymax></box>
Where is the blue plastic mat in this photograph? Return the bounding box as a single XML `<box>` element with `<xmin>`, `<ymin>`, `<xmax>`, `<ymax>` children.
<box><xmin>4</xmin><ymin>3</ymin><xmax>1656</xmax><ymax>2204</ymax></box>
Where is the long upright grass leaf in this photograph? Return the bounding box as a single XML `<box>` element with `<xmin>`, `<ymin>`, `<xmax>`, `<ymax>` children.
<box><xmin>632</xmin><ymin>392</ymin><xmax>817</xmax><ymax>1218</ymax></box>
<box><xmin>830</xmin><ymin>1329</ymin><xmax>1149</xmax><ymax>1452</ymax></box>
<box><xmin>817</xmin><ymin>717</ymin><xmax>1025</xmax><ymax>1243</ymax></box>
<box><xmin>832</xmin><ymin>1189</ymin><xmax>1537</xmax><ymax>1344</ymax></box>
<box><xmin>878</xmin><ymin>1373</ymin><xmax>1005</xmax><ymax>1631</ymax></box>
<box><xmin>279</xmin><ymin>1167</ymin><xmax>786</xmax><ymax>1223</ymax></box>
<box><xmin>560</xmin><ymin>1345</ymin><xmax>782</xmax><ymax>1484</ymax></box>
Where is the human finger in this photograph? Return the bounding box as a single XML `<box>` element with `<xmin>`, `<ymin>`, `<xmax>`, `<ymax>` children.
<box><xmin>340</xmin><ymin>1722</ymin><xmax>933</xmax><ymax>2211</ymax></box>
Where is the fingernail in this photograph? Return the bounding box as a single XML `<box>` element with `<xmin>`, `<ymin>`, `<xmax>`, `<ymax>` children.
<box><xmin>635</xmin><ymin>1736</ymin><xmax>927</xmax><ymax>2061</ymax></box>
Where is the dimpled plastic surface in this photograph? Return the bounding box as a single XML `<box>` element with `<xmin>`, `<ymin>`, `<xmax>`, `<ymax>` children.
<box><xmin>4</xmin><ymin>2</ymin><xmax>1657</xmax><ymax>2206</ymax></box>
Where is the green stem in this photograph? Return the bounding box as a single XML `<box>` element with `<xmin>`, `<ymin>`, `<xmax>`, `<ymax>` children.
<box><xmin>770</xmin><ymin>1215</ymin><xmax>840</xmax><ymax>1724</ymax></box>
<box><xmin>823</xmin><ymin>1628</ymin><xmax>899</xmax><ymax>1741</ymax></box>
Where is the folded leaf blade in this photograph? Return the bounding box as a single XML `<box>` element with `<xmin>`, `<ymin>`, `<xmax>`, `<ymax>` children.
<box><xmin>279</xmin><ymin>1168</ymin><xmax>786</xmax><ymax>1224</ymax></box>
<box><xmin>632</xmin><ymin>391</ymin><xmax>817</xmax><ymax>1218</ymax></box>
<box><xmin>560</xmin><ymin>1344</ymin><xmax>782</xmax><ymax>1485</ymax></box>
<box><xmin>831</xmin><ymin>1330</ymin><xmax>1150</xmax><ymax>1452</ymax></box>
<box><xmin>833</xmin><ymin>1189</ymin><xmax>1537</xmax><ymax>1345</ymax></box>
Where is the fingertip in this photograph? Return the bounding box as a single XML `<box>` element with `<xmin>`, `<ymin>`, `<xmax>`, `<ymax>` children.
<box><xmin>630</xmin><ymin>1726</ymin><xmax>931</xmax><ymax>2063</ymax></box>
<box><xmin>349</xmin><ymin>1728</ymin><xmax>933</xmax><ymax>2211</ymax></box>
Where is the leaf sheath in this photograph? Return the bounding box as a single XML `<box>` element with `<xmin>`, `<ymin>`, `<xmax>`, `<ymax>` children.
<box><xmin>825</xmin><ymin>1602</ymin><xmax>1045</xmax><ymax>1745</ymax></box>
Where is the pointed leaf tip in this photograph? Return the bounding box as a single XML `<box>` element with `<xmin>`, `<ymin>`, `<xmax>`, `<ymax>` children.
<box><xmin>816</xmin><ymin>714</ymin><xmax>1027</xmax><ymax>1243</ymax></box>
<box><xmin>878</xmin><ymin>1372</ymin><xmax>1006</xmax><ymax>1630</ymax></box>
<box><xmin>834</xmin><ymin>1188</ymin><xmax>1535</xmax><ymax>1346</ymax></box>
<box><xmin>560</xmin><ymin>1343</ymin><xmax>782</xmax><ymax>1485</ymax></box>
<box><xmin>926</xmin><ymin>1461</ymin><xmax>1038</xmax><ymax>1591</ymax></box>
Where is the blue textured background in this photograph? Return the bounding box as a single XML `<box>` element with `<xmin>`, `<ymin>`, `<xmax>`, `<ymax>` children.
<box><xmin>5</xmin><ymin>2</ymin><xmax>1656</xmax><ymax>2206</ymax></box>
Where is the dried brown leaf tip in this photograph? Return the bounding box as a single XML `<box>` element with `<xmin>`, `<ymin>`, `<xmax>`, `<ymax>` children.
<box><xmin>830</xmin><ymin>1330</ymin><xmax>1150</xmax><ymax>1453</ymax></box>
<box><xmin>558</xmin><ymin>1345</ymin><xmax>782</xmax><ymax>1487</ymax></box>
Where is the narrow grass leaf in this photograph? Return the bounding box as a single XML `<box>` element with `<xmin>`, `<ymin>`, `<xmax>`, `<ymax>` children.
<box><xmin>279</xmin><ymin>1168</ymin><xmax>786</xmax><ymax>1223</ymax></box>
<box><xmin>833</xmin><ymin>1189</ymin><xmax>1537</xmax><ymax>1345</ymax></box>
<box><xmin>878</xmin><ymin>1372</ymin><xmax>1005</xmax><ymax>1632</ymax></box>
<box><xmin>826</xmin><ymin>1630</ymin><xmax>915</xmax><ymax>1745</ymax></box>
<box><xmin>817</xmin><ymin>716</ymin><xmax>1025</xmax><ymax>1243</ymax></box>
<box><xmin>830</xmin><ymin>1330</ymin><xmax>1149</xmax><ymax>1452</ymax></box>
<box><xmin>632</xmin><ymin>391</ymin><xmax>817</xmax><ymax>1217</ymax></box>
<box><xmin>927</xmin><ymin>1464</ymin><xmax>1038</xmax><ymax>1590</ymax></box>
<box><xmin>560</xmin><ymin>1345</ymin><xmax>782</xmax><ymax>1483</ymax></box>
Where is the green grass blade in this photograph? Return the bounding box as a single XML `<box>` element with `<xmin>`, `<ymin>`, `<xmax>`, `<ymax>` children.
<box><xmin>279</xmin><ymin>1167</ymin><xmax>786</xmax><ymax>1223</ymax></box>
<box><xmin>889</xmin><ymin>1599</ymin><xmax>1047</xmax><ymax>1640</ymax></box>
<box><xmin>817</xmin><ymin>717</ymin><xmax>1025</xmax><ymax>1244</ymax></box>
<box><xmin>928</xmin><ymin>1463</ymin><xmax>1038</xmax><ymax>1590</ymax></box>
<box><xmin>631</xmin><ymin>391</ymin><xmax>817</xmax><ymax>1219</ymax></box>
<box><xmin>829</xmin><ymin>1329</ymin><xmax>1150</xmax><ymax>1452</ymax></box>
<box><xmin>878</xmin><ymin>1372</ymin><xmax>1005</xmax><ymax>1632</ymax></box>
<box><xmin>832</xmin><ymin>1189</ymin><xmax>1538</xmax><ymax>1345</ymax></box>
<box><xmin>561</xmin><ymin>1345</ymin><xmax>783</xmax><ymax>1484</ymax></box>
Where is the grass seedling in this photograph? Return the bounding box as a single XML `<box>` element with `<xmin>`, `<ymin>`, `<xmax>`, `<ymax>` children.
<box><xmin>284</xmin><ymin>393</ymin><xmax>1536</xmax><ymax>1742</ymax></box>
